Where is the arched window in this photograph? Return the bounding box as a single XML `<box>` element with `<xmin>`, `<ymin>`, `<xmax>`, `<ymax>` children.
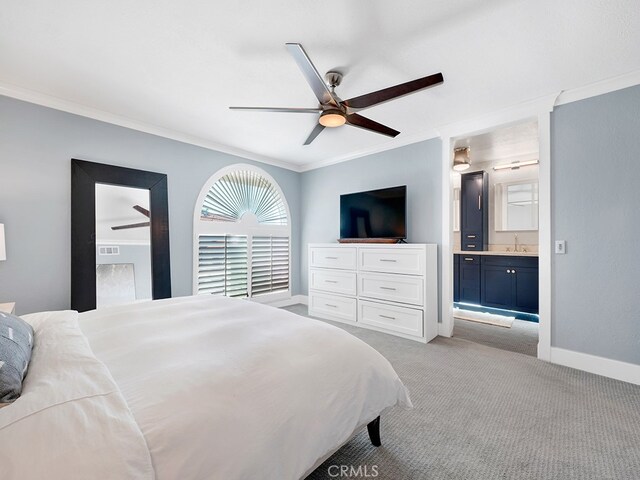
<box><xmin>193</xmin><ymin>164</ymin><xmax>291</xmax><ymax>301</ymax></box>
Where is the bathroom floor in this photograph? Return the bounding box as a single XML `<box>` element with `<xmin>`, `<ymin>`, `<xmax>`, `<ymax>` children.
<box><xmin>453</xmin><ymin>318</ymin><xmax>538</xmax><ymax>357</ymax></box>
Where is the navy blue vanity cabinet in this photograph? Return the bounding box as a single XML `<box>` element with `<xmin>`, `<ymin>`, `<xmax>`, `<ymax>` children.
<box><xmin>460</xmin><ymin>171</ymin><xmax>488</xmax><ymax>251</ymax></box>
<box><xmin>481</xmin><ymin>264</ymin><xmax>513</xmax><ymax>310</ymax></box>
<box><xmin>458</xmin><ymin>255</ymin><xmax>481</xmax><ymax>304</ymax></box>
<box><xmin>480</xmin><ymin>256</ymin><xmax>539</xmax><ymax>314</ymax></box>
<box><xmin>453</xmin><ymin>254</ymin><xmax>460</xmax><ymax>303</ymax></box>
<box><xmin>513</xmin><ymin>266</ymin><xmax>539</xmax><ymax>313</ymax></box>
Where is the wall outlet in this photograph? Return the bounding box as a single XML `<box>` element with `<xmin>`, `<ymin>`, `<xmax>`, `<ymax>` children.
<box><xmin>555</xmin><ymin>240</ymin><xmax>566</xmax><ymax>254</ymax></box>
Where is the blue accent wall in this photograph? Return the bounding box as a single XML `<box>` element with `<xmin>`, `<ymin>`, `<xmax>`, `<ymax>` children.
<box><xmin>551</xmin><ymin>84</ymin><xmax>640</xmax><ymax>365</ymax></box>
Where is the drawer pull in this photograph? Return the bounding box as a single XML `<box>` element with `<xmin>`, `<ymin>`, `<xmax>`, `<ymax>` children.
<box><xmin>379</xmin><ymin>314</ymin><xmax>396</xmax><ymax>320</ymax></box>
<box><xmin>464</xmin><ymin>257</ymin><xmax>474</xmax><ymax>261</ymax></box>
<box><xmin>324</xmin><ymin>280</ymin><xmax>338</xmax><ymax>283</ymax></box>
<box><xmin>325</xmin><ymin>303</ymin><xmax>338</xmax><ymax>308</ymax></box>
<box><xmin>379</xmin><ymin>259</ymin><xmax>397</xmax><ymax>262</ymax></box>
<box><xmin>466</xmin><ymin>245</ymin><xmax>476</xmax><ymax>248</ymax></box>
<box><xmin>379</xmin><ymin>286</ymin><xmax>396</xmax><ymax>291</ymax></box>
<box><xmin>325</xmin><ymin>256</ymin><xmax>338</xmax><ymax>260</ymax></box>
<box><xmin>467</xmin><ymin>235</ymin><xmax>476</xmax><ymax>239</ymax></box>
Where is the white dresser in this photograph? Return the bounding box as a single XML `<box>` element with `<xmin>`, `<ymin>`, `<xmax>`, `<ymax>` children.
<box><xmin>308</xmin><ymin>243</ymin><xmax>438</xmax><ymax>343</ymax></box>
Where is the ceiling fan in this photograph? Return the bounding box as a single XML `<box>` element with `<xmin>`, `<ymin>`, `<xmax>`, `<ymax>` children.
<box><xmin>230</xmin><ymin>43</ymin><xmax>444</xmax><ymax>145</ymax></box>
<box><xmin>111</xmin><ymin>205</ymin><xmax>150</xmax><ymax>231</ymax></box>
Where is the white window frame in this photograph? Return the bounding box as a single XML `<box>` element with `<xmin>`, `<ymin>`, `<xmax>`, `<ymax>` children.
<box><xmin>192</xmin><ymin>164</ymin><xmax>292</xmax><ymax>303</ymax></box>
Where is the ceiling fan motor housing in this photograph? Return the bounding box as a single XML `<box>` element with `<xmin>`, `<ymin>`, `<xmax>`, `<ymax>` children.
<box><xmin>325</xmin><ymin>71</ymin><xmax>343</xmax><ymax>89</ymax></box>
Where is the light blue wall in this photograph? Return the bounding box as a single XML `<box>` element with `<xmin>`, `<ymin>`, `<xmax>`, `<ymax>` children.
<box><xmin>0</xmin><ymin>96</ymin><xmax>301</xmax><ymax>314</ymax></box>
<box><xmin>299</xmin><ymin>140</ymin><xmax>443</xmax><ymax>304</ymax></box>
<box><xmin>551</xmin><ymin>84</ymin><xmax>640</xmax><ymax>365</ymax></box>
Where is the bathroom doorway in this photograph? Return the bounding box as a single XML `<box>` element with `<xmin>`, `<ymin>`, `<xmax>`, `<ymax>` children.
<box><xmin>450</xmin><ymin>120</ymin><xmax>540</xmax><ymax>356</ymax></box>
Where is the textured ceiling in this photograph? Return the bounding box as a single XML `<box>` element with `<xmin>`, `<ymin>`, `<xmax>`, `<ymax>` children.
<box><xmin>1</xmin><ymin>0</ymin><xmax>639</xmax><ymax>170</ymax></box>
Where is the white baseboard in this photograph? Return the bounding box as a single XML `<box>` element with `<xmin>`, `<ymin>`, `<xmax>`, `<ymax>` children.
<box><xmin>549</xmin><ymin>347</ymin><xmax>640</xmax><ymax>386</ymax></box>
<box><xmin>267</xmin><ymin>294</ymin><xmax>308</xmax><ymax>308</ymax></box>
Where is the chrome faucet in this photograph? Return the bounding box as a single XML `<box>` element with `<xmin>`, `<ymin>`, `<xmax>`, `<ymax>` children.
<box><xmin>514</xmin><ymin>233</ymin><xmax>519</xmax><ymax>253</ymax></box>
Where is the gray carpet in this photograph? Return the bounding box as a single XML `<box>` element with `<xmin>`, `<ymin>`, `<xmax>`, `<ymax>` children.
<box><xmin>453</xmin><ymin>318</ymin><xmax>539</xmax><ymax>357</ymax></box>
<box><xmin>282</xmin><ymin>304</ymin><xmax>640</xmax><ymax>480</ymax></box>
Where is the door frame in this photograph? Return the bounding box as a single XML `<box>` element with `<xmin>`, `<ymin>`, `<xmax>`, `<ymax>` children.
<box><xmin>438</xmin><ymin>93</ymin><xmax>558</xmax><ymax>361</ymax></box>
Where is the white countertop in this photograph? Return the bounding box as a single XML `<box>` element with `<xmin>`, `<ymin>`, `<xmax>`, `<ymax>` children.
<box><xmin>453</xmin><ymin>250</ymin><xmax>538</xmax><ymax>257</ymax></box>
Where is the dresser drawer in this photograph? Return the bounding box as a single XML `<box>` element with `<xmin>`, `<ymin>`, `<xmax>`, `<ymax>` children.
<box><xmin>310</xmin><ymin>269</ymin><xmax>357</xmax><ymax>296</ymax></box>
<box><xmin>359</xmin><ymin>272</ymin><xmax>424</xmax><ymax>306</ymax></box>
<box><xmin>359</xmin><ymin>300</ymin><xmax>423</xmax><ymax>337</ymax></box>
<box><xmin>309</xmin><ymin>247</ymin><xmax>357</xmax><ymax>270</ymax></box>
<box><xmin>358</xmin><ymin>248</ymin><xmax>425</xmax><ymax>275</ymax></box>
<box><xmin>309</xmin><ymin>293</ymin><xmax>357</xmax><ymax>323</ymax></box>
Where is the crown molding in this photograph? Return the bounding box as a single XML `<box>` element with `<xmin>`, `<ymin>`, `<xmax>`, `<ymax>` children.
<box><xmin>297</xmin><ymin>127</ymin><xmax>441</xmax><ymax>172</ymax></box>
<box><xmin>3</xmin><ymin>67</ymin><xmax>639</xmax><ymax>175</ymax></box>
<box><xmin>0</xmin><ymin>81</ymin><xmax>300</xmax><ymax>172</ymax></box>
<box><xmin>555</xmin><ymin>69</ymin><xmax>640</xmax><ymax>107</ymax></box>
<box><xmin>436</xmin><ymin>93</ymin><xmax>560</xmax><ymax>141</ymax></box>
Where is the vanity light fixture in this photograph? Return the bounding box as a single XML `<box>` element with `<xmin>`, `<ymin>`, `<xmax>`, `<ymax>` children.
<box><xmin>452</xmin><ymin>147</ymin><xmax>471</xmax><ymax>171</ymax></box>
<box><xmin>0</xmin><ymin>224</ymin><xmax>6</xmax><ymax>261</ymax></box>
<box><xmin>493</xmin><ymin>159</ymin><xmax>539</xmax><ymax>171</ymax></box>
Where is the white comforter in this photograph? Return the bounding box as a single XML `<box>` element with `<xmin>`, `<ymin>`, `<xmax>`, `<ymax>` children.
<box><xmin>80</xmin><ymin>295</ymin><xmax>411</xmax><ymax>479</ymax></box>
<box><xmin>1</xmin><ymin>295</ymin><xmax>411</xmax><ymax>480</ymax></box>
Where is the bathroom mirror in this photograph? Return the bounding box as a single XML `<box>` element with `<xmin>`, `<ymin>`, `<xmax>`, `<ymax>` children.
<box><xmin>71</xmin><ymin>159</ymin><xmax>171</xmax><ymax>312</ymax></box>
<box><xmin>495</xmin><ymin>180</ymin><xmax>539</xmax><ymax>231</ymax></box>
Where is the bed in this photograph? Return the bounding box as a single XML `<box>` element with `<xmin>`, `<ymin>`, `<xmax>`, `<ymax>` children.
<box><xmin>0</xmin><ymin>295</ymin><xmax>411</xmax><ymax>479</ymax></box>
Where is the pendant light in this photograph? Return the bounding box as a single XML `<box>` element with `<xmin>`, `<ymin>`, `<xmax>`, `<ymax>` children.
<box><xmin>453</xmin><ymin>147</ymin><xmax>470</xmax><ymax>171</ymax></box>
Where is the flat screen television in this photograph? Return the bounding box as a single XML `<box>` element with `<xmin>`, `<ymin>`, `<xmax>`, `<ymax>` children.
<box><xmin>340</xmin><ymin>185</ymin><xmax>407</xmax><ymax>240</ymax></box>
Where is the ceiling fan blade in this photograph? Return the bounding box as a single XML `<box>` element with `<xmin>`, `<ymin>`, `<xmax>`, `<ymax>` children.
<box><xmin>346</xmin><ymin>113</ymin><xmax>400</xmax><ymax>138</ymax></box>
<box><xmin>111</xmin><ymin>221</ymin><xmax>151</xmax><ymax>231</ymax></box>
<box><xmin>133</xmin><ymin>205</ymin><xmax>150</xmax><ymax>218</ymax></box>
<box><xmin>303</xmin><ymin>123</ymin><xmax>325</xmax><ymax>145</ymax></box>
<box><xmin>229</xmin><ymin>106</ymin><xmax>322</xmax><ymax>113</ymax></box>
<box><xmin>285</xmin><ymin>43</ymin><xmax>340</xmax><ymax>107</ymax></box>
<box><xmin>343</xmin><ymin>72</ymin><xmax>444</xmax><ymax>110</ymax></box>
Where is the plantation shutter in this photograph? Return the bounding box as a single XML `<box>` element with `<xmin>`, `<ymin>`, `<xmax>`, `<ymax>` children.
<box><xmin>198</xmin><ymin>235</ymin><xmax>248</xmax><ymax>297</ymax></box>
<box><xmin>195</xmin><ymin>167</ymin><xmax>290</xmax><ymax>299</ymax></box>
<box><xmin>201</xmin><ymin>170</ymin><xmax>287</xmax><ymax>225</ymax></box>
<box><xmin>251</xmin><ymin>236</ymin><xmax>290</xmax><ymax>296</ymax></box>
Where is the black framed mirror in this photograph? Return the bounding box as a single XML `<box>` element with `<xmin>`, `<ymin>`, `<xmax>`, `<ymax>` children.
<box><xmin>71</xmin><ymin>159</ymin><xmax>171</xmax><ymax>312</ymax></box>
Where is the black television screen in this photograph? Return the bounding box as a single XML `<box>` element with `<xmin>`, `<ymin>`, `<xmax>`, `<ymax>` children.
<box><xmin>340</xmin><ymin>186</ymin><xmax>407</xmax><ymax>239</ymax></box>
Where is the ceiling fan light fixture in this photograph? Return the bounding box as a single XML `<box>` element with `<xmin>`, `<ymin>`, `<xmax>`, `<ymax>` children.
<box><xmin>319</xmin><ymin>110</ymin><xmax>346</xmax><ymax>128</ymax></box>
<box><xmin>453</xmin><ymin>147</ymin><xmax>471</xmax><ymax>171</ymax></box>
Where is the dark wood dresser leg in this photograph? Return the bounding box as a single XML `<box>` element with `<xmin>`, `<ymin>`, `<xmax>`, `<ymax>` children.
<box><xmin>367</xmin><ymin>416</ymin><xmax>381</xmax><ymax>447</ymax></box>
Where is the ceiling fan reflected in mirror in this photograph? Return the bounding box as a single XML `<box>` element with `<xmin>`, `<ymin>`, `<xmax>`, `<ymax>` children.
<box><xmin>111</xmin><ymin>205</ymin><xmax>150</xmax><ymax>230</ymax></box>
<box><xmin>230</xmin><ymin>43</ymin><xmax>444</xmax><ymax>145</ymax></box>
